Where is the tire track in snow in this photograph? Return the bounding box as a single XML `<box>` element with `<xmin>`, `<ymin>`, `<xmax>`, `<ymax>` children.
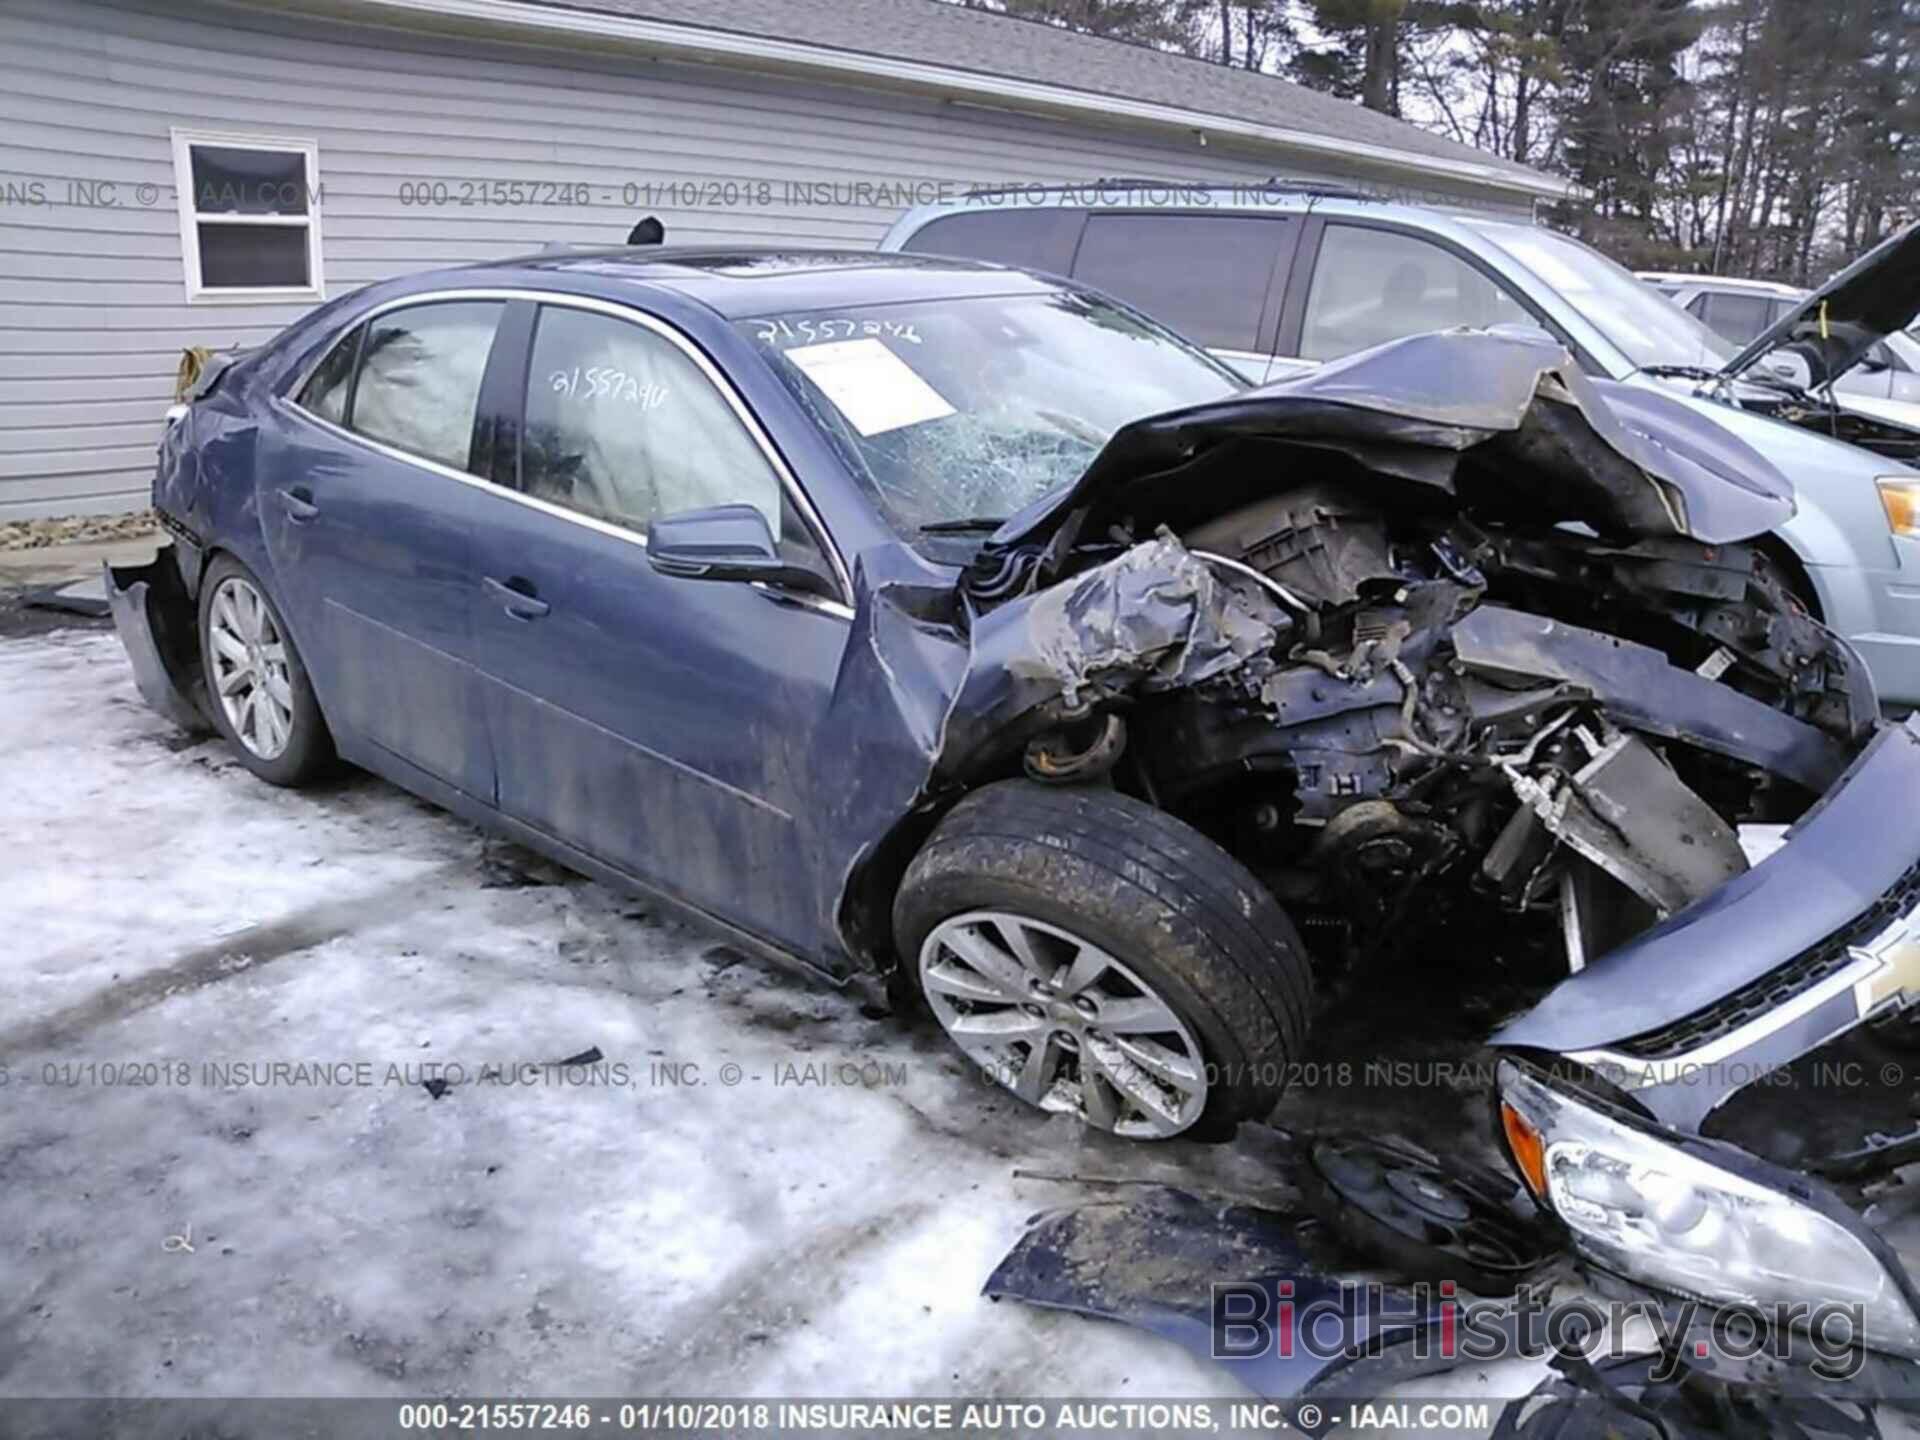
<box><xmin>0</xmin><ymin>861</ymin><xmax>467</xmax><ymax>1057</ymax></box>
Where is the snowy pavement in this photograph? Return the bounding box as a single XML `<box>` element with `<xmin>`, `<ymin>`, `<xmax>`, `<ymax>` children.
<box><xmin>1</xmin><ymin>624</ymin><xmax>1913</xmax><ymax>1436</ymax></box>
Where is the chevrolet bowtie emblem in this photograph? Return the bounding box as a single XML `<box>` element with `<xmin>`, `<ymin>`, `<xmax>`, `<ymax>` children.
<box><xmin>1855</xmin><ymin>915</ymin><xmax>1920</xmax><ymax>1017</ymax></box>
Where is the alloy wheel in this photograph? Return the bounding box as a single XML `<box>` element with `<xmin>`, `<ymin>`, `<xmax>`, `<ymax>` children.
<box><xmin>919</xmin><ymin>909</ymin><xmax>1210</xmax><ymax>1139</ymax></box>
<box><xmin>207</xmin><ymin>576</ymin><xmax>295</xmax><ymax>761</ymax></box>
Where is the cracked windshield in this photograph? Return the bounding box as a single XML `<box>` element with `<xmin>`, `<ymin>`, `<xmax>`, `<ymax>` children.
<box><xmin>740</xmin><ymin>291</ymin><xmax>1239</xmax><ymax>546</ymax></box>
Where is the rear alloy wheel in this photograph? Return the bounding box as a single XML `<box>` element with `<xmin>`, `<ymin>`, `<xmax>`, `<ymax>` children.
<box><xmin>895</xmin><ymin>780</ymin><xmax>1313</xmax><ymax>1142</ymax></box>
<box><xmin>208</xmin><ymin>575</ymin><xmax>295</xmax><ymax>760</ymax></box>
<box><xmin>198</xmin><ymin>555</ymin><xmax>334</xmax><ymax>786</ymax></box>
<box><xmin>919</xmin><ymin>909</ymin><xmax>1210</xmax><ymax>1139</ymax></box>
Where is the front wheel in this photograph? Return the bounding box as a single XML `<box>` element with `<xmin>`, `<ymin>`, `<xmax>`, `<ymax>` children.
<box><xmin>893</xmin><ymin>780</ymin><xmax>1313</xmax><ymax>1141</ymax></box>
<box><xmin>198</xmin><ymin>554</ymin><xmax>334</xmax><ymax>786</ymax></box>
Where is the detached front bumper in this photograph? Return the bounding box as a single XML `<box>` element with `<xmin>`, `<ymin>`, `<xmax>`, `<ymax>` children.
<box><xmin>104</xmin><ymin>543</ymin><xmax>209</xmax><ymax>735</ymax></box>
<box><xmin>1495</xmin><ymin>715</ymin><xmax>1920</xmax><ymax>1133</ymax></box>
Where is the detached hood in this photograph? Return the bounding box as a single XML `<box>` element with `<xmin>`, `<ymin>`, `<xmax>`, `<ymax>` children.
<box><xmin>976</xmin><ymin>329</ymin><xmax>1795</xmax><ymax>587</ymax></box>
<box><xmin>1720</xmin><ymin>222</ymin><xmax>1920</xmax><ymax>388</ymax></box>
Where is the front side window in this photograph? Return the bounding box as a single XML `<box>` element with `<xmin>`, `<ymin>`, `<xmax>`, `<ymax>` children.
<box><xmin>171</xmin><ymin>130</ymin><xmax>321</xmax><ymax>300</ymax></box>
<box><xmin>1073</xmin><ymin>213</ymin><xmax>1295</xmax><ymax>353</ymax></box>
<box><xmin>520</xmin><ymin>305</ymin><xmax>783</xmax><ymax>536</ymax></box>
<box><xmin>740</xmin><ymin>291</ymin><xmax>1239</xmax><ymax>546</ymax></box>
<box><xmin>1299</xmin><ymin>224</ymin><xmax>1532</xmax><ymax>361</ymax></box>
<box><xmin>349</xmin><ymin>301</ymin><xmax>504</xmax><ymax>473</ymax></box>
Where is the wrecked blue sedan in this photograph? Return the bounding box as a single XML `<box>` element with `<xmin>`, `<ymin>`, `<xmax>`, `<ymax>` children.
<box><xmin>112</xmin><ymin>250</ymin><xmax>1911</xmax><ymax>1169</ymax></box>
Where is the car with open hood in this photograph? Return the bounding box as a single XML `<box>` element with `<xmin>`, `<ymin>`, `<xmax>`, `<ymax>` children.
<box><xmin>883</xmin><ymin>189</ymin><xmax>1920</xmax><ymax>710</ymax></box>
<box><xmin>109</xmin><ymin>249</ymin><xmax>1919</xmax><ymax>1379</ymax></box>
<box><xmin>1642</xmin><ymin>268</ymin><xmax>1920</xmax><ymax>429</ymax></box>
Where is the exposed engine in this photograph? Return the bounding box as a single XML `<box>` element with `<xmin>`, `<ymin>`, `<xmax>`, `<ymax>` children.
<box><xmin>1129</xmin><ymin>493</ymin><xmax>1868</xmax><ymax>971</ymax></box>
<box><xmin>948</xmin><ymin>331</ymin><xmax>1880</xmax><ymax>979</ymax></box>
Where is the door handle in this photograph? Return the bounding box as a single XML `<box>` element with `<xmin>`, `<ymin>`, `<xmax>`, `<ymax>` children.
<box><xmin>482</xmin><ymin>575</ymin><xmax>551</xmax><ymax>621</ymax></box>
<box><xmin>279</xmin><ymin>487</ymin><xmax>319</xmax><ymax>523</ymax></box>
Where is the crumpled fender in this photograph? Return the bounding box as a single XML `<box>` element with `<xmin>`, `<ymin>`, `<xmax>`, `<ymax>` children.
<box><xmin>826</xmin><ymin>536</ymin><xmax>1282</xmax><ymax>962</ymax></box>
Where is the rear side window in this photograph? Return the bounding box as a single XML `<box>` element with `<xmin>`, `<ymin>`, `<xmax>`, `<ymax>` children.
<box><xmin>902</xmin><ymin>209</ymin><xmax>1083</xmax><ymax>275</ymax></box>
<box><xmin>1298</xmin><ymin>224</ymin><xmax>1531</xmax><ymax>361</ymax></box>
<box><xmin>1072</xmin><ymin>213</ymin><xmax>1294</xmax><ymax>353</ymax></box>
<box><xmin>349</xmin><ymin>301</ymin><xmax>504</xmax><ymax>473</ymax></box>
<box><xmin>296</xmin><ymin>322</ymin><xmax>361</xmax><ymax>425</ymax></box>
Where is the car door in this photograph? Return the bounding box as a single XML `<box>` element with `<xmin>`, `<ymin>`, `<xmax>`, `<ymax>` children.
<box><xmin>1067</xmin><ymin>211</ymin><xmax>1298</xmax><ymax>382</ymax></box>
<box><xmin>1886</xmin><ymin>341</ymin><xmax>1920</xmax><ymax>404</ymax></box>
<box><xmin>466</xmin><ymin>297</ymin><xmax>851</xmax><ymax>953</ymax></box>
<box><xmin>1269</xmin><ymin>219</ymin><xmax>1540</xmax><ymax>381</ymax></box>
<box><xmin>265</xmin><ymin>297</ymin><xmax>508</xmax><ymax>802</ymax></box>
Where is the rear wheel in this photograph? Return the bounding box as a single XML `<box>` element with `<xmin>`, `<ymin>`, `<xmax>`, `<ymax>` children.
<box><xmin>893</xmin><ymin>780</ymin><xmax>1313</xmax><ymax>1141</ymax></box>
<box><xmin>198</xmin><ymin>555</ymin><xmax>334</xmax><ymax>786</ymax></box>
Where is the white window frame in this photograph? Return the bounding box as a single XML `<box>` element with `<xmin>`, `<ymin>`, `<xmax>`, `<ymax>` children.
<box><xmin>171</xmin><ymin>128</ymin><xmax>324</xmax><ymax>304</ymax></box>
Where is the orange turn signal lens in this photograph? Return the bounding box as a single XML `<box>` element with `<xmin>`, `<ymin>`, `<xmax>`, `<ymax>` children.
<box><xmin>1502</xmin><ymin>1101</ymin><xmax>1548</xmax><ymax>1200</ymax></box>
<box><xmin>1879</xmin><ymin>478</ymin><xmax>1920</xmax><ymax>539</ymax></box>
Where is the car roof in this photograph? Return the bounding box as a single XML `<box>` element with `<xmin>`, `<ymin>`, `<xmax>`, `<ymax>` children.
<box><xmin>885</xmin><ymin>183</ymin><xmax>1515</xmax><ymax>238</ymax></box>
<box><xmin>455</xmin><ymin>245</ymin><xmax>1068</xmax><ymax>318</ymax></box>
<box><xmin>1635</xmin><ymin>271</ymin><xmax>1802</xmax><ymax>297</ymax></box>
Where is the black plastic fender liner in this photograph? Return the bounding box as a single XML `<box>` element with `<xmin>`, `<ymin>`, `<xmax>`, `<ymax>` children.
<box><xmin>1489</xmin><ymin>1351</ymin><xmax>1892</xmax><ymax>1438</ymax></box>
<box><xmin>103</xmin><ymin>548</ymin><xmax>211</xmax><ymax>734</ymax></box>
<box><xmin>1450</xmin><ymin>605</ymin><xmax>1852</xmax><ymax>794</ymax></box>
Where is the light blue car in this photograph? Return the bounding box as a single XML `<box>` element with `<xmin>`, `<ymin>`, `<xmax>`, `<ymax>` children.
<box><xmin>881</xmin><ymin>188</ymin><xmax>1920</xmax><ymax>707</ymax></box>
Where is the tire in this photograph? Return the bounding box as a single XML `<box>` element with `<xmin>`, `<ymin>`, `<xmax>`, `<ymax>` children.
<box><xmin>893</xmin><ymin>779</ymin><xmax>1313</xmax><ymax>1141</ymax></box>
<box><xmin>197</xmin><ymin>554</ymin><xmax>334</xmax><ymax>787</ymax></box>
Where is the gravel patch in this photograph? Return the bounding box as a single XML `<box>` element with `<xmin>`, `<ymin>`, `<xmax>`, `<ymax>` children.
<box><xmin>0</xmin><ymin>510</ymin><xmax>160</xmax><ymax>552</ymax></box>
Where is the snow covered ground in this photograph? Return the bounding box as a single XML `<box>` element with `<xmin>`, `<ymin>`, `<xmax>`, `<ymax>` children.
<box><xmin>1</xmin><ymin>623</ymin><xmax>1913</xmax><ymax>1437</ymax></box>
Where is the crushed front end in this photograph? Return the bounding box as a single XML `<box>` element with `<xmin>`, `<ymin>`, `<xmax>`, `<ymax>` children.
<box><xmin>953</xmin><ymin>329</ymin><xmax>1917</xmax><ymax>1398</ymax></box>
<box><xmin>947</xmin><ymin>329</ymin><xmax>1877</xmax><ymax>987</ymax></box>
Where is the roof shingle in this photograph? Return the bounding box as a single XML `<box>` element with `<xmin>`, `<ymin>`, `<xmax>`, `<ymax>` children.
<box><xmin>529</xmin><ymin>0</ymin><xmax>1564</xmax><ymax>195</ymax></box>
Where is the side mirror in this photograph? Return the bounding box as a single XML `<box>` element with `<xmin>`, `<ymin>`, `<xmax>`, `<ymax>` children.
<box><xmin>646</xmin><ymin>503</ymin><xmax>837</xmax><ymax>599</ymax></box>
<box><xmin>1858</xmin><ymin>343</ymin><xmax>1893</xmax><ymax>374</ymax></box>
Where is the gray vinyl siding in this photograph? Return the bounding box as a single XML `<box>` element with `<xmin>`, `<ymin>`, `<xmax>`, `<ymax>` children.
<box><xmin>0</xmin><ymin>0</ymin><xmax>1535</xmax><ymax>519</ymax></box>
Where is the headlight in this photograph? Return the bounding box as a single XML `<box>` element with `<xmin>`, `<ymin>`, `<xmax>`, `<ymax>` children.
<box><xmin>1880</xmin><ymin>476</ymin><xmax>1920</xmax><ymax>538</ymax></box>
<box><xmin>1499</xmin><ymin>1062</ymin><xmax>1920</xmax><ymax>1358</ymax></box>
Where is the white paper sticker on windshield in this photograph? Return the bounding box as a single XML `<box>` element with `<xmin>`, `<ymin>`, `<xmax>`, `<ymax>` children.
<box><xmin>783</xmin><ymin>337</ymin><xmax>955</xmax><ymax>437</ymax></box>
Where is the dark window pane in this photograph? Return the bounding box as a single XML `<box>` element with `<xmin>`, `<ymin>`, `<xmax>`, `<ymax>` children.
<box><xmin>521</xmin><ymin>305</ymin><xmax>782</xmax><ymax>535</ymax></box>
<box><xmin>297</xmin><ymin>322</ymin><xmax>361</xmax><ymax>424</ymax></box>
<box><xmin>903</xmin><ymin>209</ymin><xmax>1083</xmax><ymax>275</ymax></box>
<box><xmin>1299</xmin><ymin>224</ymin><xmax>1530</xmax><ymax>361</ymax></box>
<box><xmin>196</xmin><ymin>223</ymin><xmax>308</xmax><ymax>288</ymax></box>
<box><xmin>350</xmin><ymin>301</ymin><xmax>504</xmax><ymax>473</ymax></box>
<box><xmin>190</xmin><ymin>145</ymin><xmax>308</xmax><ymax>216</ymax></box>
<box><xmin>1701</xmin><ymin>293</ymin><xmax>1773</xmax><ymax>345</ymax></box>
<box><xmin>1072</xmin><ymin>213</ymin><xmax>1292</xmax><ymax>352</ymax></box>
